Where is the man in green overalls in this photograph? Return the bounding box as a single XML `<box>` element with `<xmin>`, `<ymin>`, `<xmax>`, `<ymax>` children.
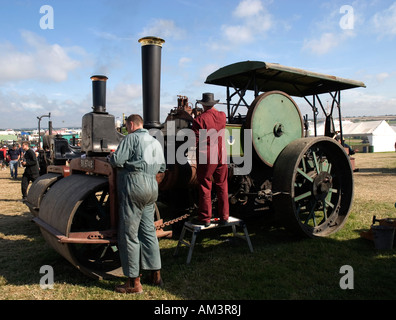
<box><xmin>110</xmin><ymin>114</ymin><xmax>166</xmax><ymax>294</ymax></box>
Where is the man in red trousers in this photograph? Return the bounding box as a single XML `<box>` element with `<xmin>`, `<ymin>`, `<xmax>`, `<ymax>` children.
<box><xmin>192</xmin><ymin>93</ymin><xmax>229</xmax><ymax>227</ymax></box>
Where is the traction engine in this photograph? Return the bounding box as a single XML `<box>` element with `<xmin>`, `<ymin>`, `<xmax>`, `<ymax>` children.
<box><xmin>25</xmin><ymin>36</ymin><xmax>365</xmax><ymax>279</ymax></box>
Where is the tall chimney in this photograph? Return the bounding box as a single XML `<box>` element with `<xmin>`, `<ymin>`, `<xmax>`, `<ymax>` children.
<box><xmin>90</xmin><ymin>75</ymin><xmax>108</xmax><ymax>113</ymax></box>
<box><xmin>138</xmin><ymin>36</ymin><xmax>165</xmax><ymax>129</ymax></box>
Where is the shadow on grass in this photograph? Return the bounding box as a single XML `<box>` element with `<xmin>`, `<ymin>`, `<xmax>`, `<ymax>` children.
<box><xmin>1</xmin><ymin>211</ymin><xmax>396</xmax><ymax>300</ymax></box>
<box><xmin>0</xmin><ymin>211</ymin><xmax>97</xmax><ymax>287</ymax></box>
<box><xmin>356</xmin><ymin>168</ymin><xmax>396</xmax><ymax>175</ymax></box>
<box><xmin>157</xmin><ymin>218</ymin><xmax>396</xmax><ymax>300</ymax></box>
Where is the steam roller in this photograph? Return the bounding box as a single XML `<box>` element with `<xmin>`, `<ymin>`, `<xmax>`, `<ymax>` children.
<box><xmin>26</xmin><ymin>36</ymin><xmax>366</xmax><ymax>279</ymax></box>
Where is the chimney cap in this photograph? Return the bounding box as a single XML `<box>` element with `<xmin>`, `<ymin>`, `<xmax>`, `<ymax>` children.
<box><xmin>90</xmin><ymin>75</ymin><xmax>108</xmax><ymax>81</ymax></box>
<box><xmin>138</xmin><ymin>36</ymin><xmax>165</xmax><ymax>47</ymax></box>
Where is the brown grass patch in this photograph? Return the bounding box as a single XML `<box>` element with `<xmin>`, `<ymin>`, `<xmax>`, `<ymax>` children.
<box><xmin>353</xmin><ymin>152</ymin><xmax>396</xmax><ymax>204</ymax></box>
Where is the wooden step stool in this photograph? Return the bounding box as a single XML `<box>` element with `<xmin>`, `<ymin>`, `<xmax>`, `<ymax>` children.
<box><xmin>173</xmin><ymin>216</ymin><xmax>253</xmax><ymax>264</ymax></box>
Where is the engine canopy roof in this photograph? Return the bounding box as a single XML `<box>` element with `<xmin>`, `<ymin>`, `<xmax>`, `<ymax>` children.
<box><xmin>205</xmin><ymin>61</ymin><xmax>366</xmax><ymax>97</ymax></box>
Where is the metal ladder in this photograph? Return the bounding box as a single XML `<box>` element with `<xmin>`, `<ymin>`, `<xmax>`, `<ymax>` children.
<box><xmin>173</xmin><ymin>216</ymin><xmax>254</xmax><ymax>264</ymax></box>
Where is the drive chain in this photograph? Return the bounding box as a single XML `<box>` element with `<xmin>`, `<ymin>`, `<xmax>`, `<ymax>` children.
<box><xmin>155</xmin><ymin>213</ymin><xmax>191</xmax><ymax>230</ymax></box>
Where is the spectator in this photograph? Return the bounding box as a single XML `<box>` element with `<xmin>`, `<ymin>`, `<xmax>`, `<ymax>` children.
<box><xmin>7</xmin><ymin>144</ymin><xmax>21</xmax><ymax>179</ymax></box>
<box><xmin>21</xmin><ymin>141</ymin><xmax>39</xmax><ymax>201</ymax></box>
<box><xmin>0</xmin><ymin>146</ymin><xmax>5</xmax><ymax>170</ymax></box>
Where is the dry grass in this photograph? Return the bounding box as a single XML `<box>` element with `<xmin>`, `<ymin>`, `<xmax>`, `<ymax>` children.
<box><xmin>353</xmin><ymin>153</ymin><xmax>396</xmax><ymax>203</ymax></box>
<box><xmin>1</xmin><ymin>152</ymin><xmax>396</xmax><ymax>301</ymax></box>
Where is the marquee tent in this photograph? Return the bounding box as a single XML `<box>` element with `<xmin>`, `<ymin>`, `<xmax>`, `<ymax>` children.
<box><xmin>342</xmin><ymin>120</ymin><xmax>396</xmax><ymax>153</ymax></box>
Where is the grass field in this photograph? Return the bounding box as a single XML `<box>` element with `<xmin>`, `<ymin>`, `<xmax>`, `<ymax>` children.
<box><xmin>0</xmin><ymin>152</ymin><xmax>396</xmax><ymax>301</ymax></box>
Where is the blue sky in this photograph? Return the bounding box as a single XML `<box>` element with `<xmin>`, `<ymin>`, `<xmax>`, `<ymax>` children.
<box><xmin>0</xmin><ymin>0</ymin><xmax>395</xmax><ymax>129</ymax></box>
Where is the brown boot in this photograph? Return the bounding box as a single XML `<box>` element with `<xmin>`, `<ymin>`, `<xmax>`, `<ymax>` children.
<box><xmin>150</xmin><ymin>270</ymin><xmax>164</xmax><ymax>287</ymax></box>
<box><xmin>115</xmin><ymin>277</ymin><xmax>143</xmax><ymax>294</ymax></box>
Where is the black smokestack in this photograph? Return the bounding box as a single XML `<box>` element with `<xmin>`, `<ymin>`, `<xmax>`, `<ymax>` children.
<box><xmin>90</xmin><ymin>75</ymin><xmax>108</xmax><ymax>113</ymax></box>
<box><xmin>138</xmin><ymin>36</ymin><xmax>165</xmax><ymax>129</ymax></box>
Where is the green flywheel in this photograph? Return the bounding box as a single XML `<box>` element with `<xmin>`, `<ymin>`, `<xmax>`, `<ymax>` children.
<box><xmin>246</xmin><ymin>91</ymin><xmax>304</xmax><ymax>167</ymax></box>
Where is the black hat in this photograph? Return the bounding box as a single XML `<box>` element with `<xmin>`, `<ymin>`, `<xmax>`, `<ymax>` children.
<box><xmin>197</xmin><ymin>93</ymin><xmax>220</xmax><ymax>107</ymax></box>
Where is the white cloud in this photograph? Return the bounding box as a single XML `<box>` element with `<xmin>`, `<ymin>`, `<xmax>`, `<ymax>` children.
<box><xmin>109</xmin><ymin>83</ymin><xmax>141</xmax><ymax>104</ymax></box>
<box><xmin>219</xmin><ymin>0</ymin><xmax>273</xmax><ymax>47</ymax></box>
<box><xmin>0</xmin><ymin>31</ymin><xmax>83</xmax><ymax>83</ymax></box>
<box><xmin>301</xmin><ymin>2</ymin><xmax>361</xmax><ymax>56</ymax></box>
<box><xmin>191</xmin><ymin>64</ymin><xmax>220</xmax><ymax>87</ymax></box>
<box><xmin>91</xmin><ymin>30</ymin><xmax>134</xmax><ymax>41</ymax></box>
<box><xmin>0</xmin><ymin>89</ymin><xmax>86</xmax><ymax>128</ymax></box>
<box><xmin>303</xmin><ymin>27</ymin><xmax>356</xmax><ymax>55</ymax></box>
<box><xmin>20</xmin><ymin>102</ymin><xmax>44</xmax><ymax>111</ymax></box>
<box><xmin>376</xmin><ymin>72</ymin><xmax>390</xmax><ymax>82</ymax></box>
<box><xmin>303</xmin><ymin>32</ymin><xmax>341</xmax><ymax>55</ymax></box>
<box><xmin>140</xmin><ymin>19</ymin><xmax>186</xmax><ymax>40</ymax></box>
<box><xmin>342</xmin><ymin>89</ymin><xmax>396</xmax><ymax>116</ymax></box>
<box><xmin>372</xmin><ymin>2</ymin><xmax>396</xmax><ymax>37</ymax></box>
<box><xmin>233</xmin><ymin>0</ymin><xmax>264</xmax><ymax>18</ymax></box>
<box><xmin>178</xmin><ymin>57</ymin><xmax>192</xmax><ymax>67</ymax></box>
<box><xmin>107</xmin><ymin>82</ymin><xmax>142</xmax><ymax>115</ymax></box>
<box><xmin>221</xmin><ymin>25</ymin><xmax>254</xmax><ymax>44</ymax></box>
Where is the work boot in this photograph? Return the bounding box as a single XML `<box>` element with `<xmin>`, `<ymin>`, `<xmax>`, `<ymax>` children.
<box><xmin>150</xmin><ymin>270</ymin><xmax>164</xmax><ymax>287</ymax></box>
<box><xmin>218</xmin><ymin>218</ymin><xmax>229</xmax><ymax>226</ymax></box>
<box><xmin>115</xmin><ymin>277</ymin><xmax>143</xmax><ymax>294</ymax></box>
<box><xmin>190</xmin><ymin>217</ymin><xmax>211</xmax><ymax>227</ymax></box>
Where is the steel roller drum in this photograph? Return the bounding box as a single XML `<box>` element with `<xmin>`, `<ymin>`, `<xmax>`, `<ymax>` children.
<box><xmin>246</xmin><ymin>91</ymin><xmax>304</xmax><ymax>167</ymax></box>
<box><xmin>38</xmin><ymin>174</ymin><xmax>121</xmax><ymax>279</ymax></box>
<box><xmin>26</xmin><ymin>173</ymin><xmax>62</xmax><ymax>217</ymax></box>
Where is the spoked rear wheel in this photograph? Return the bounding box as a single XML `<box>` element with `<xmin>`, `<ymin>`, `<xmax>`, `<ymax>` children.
<box><xmin>273</xmin><ymin>137</ymin><xmax>354</xmax><ymax>238</ymax></box>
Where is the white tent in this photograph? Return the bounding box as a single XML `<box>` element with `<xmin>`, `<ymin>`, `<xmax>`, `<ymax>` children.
<box><xmin>309</xmin><ymin>120</ymin><xmax>396</xmax><ymax>152</ymax></box>
<box><xmin>308</xmin><ymin>119</ymin><xmax>355</xmax><ymax>136</ymax></box>
<box><xmin>343</xmin><ymin>120</ymin><xmax>396</xmax><ymax>152</ymax></box>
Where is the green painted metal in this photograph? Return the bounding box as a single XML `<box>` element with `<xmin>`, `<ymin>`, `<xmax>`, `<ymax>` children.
<box><xmin>247</xmin><ymin>91</ymin><xmax>303</xmax><ymax>167</ymax></box>
<box><xmin>225</xmin><ymin>124</ymin><xmax>244</xmax><ymax>157</ymax></box>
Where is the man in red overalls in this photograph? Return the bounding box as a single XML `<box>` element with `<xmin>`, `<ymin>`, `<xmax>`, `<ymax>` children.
<box><xmin>192</xmin><ymin>93</ymin><xmax>229</xmax><ymax>227</ymax></box>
